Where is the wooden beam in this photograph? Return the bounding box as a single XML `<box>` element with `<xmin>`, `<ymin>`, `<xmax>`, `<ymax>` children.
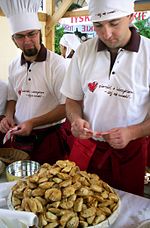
<box><xmin>45</xmin><ymin>0</ymin><xmax>74</xmax><ymax>36</ymax></box>
<box><xmin>64</xmin><ymin>9</ymin><xmax>88</xmax><ymax>17</ymax></box>
<box><xmin>0</xmin><ymin>8</ymin><xmax>4</xmax><ymax>16</ymax></box>
<box><xmin>135</xmin><ymin>2</ymin><xmax>150</xmax><ymax>11</ymax></box>
<box><xmin>38</xmin><ymin>12</ymin><xmax>47</xmax><ymax>22</ymax></box>
<box><xmin>41</xmin><ymin>2</ymin><xmax>150</xmax><ymax>20</ymax></box>
<box><xmin>45</xmin><ymin>0</ymin><xmax>55</xmax><ymax>50</ymax></box>
<box><xmin>63</xmin><ymin>2</ymin><xmax>150</xmax><ymax>18</ymax></box>
<box><xmin>0</xmin><ymin>2</ymin><xmax>150</xmax><ymax>23</ymax></box>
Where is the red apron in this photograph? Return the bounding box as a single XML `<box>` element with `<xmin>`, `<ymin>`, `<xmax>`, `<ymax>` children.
<box><xmin>60</xmin><ymin>119</ymin><xmax>75</xmax><ymax>157</ymax></box>
<box><xmin>69</xmin><ymin>137</ymin><xmax>147</xmax><ymax>196</ymax></box>
<box><xmin>1</xmin><ymin>121</ymin><xmax>72</xmax><ymax>165</ymax></box>
<box><xmin>69</xmin><ymin>138</ymin><xmax>96</xmax><ymax>170</ymax></box>
<box><xmin>146</xmin><ymin>136</ymin><xmax>150</xmax><ymax>167</ymax></box>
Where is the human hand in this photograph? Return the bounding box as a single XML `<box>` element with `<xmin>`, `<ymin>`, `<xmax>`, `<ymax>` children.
<box><xmin>0</xmin><ymin>117</ymin><xmax>16</xmax><ymax>133</ymax></box>
<box><xmin>71</xmin><ymin>118</ymin><xmax>92</xmax><ymax>139</ymax></box>
<box><xmin>12</xmin><ymin>120</ymin><xmax>34</xmax><ymax>136</ymax></box>
<box><xmin>102</xmin><ymin>127</ymin><xmax>132</xmax><ymax>149</ymax></box>
<box><xmin>83</xmin><ymin>128</ymin><xmax>110</xmax><ymax>139</ymax></box>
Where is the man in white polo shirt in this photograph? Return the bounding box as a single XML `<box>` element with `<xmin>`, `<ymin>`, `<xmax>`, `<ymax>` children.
<box><xmin>61</xmin><ymin>0</ymin><xmax>150</xmax><ymax>196</ymax></box>
<box><xmin>0</xmin><ymin>80</ymin><xmax>7</xmax><ymax>119</ymax></box>
<box><xmin>0</xmin><ymin>0</ymin><xmax>72</xmax><ymax>164</ymax></box>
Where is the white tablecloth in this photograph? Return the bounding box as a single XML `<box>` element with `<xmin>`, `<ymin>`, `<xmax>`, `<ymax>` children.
<box><xmin>0</xmin><ymin>173</ymin><xmax>150</xmax><ymax>228</ymax></box>
<box><xmin>112</xmin><ymin>190</ymin><xmax>150</xmax><ymax>228</ymax></box>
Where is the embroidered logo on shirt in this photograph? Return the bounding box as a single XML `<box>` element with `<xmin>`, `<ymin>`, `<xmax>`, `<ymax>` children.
<box><xmin>87</xmin><ymin>81</ymin><xmax>133</xmax><ymax>99</ymax></box>
<box><xmin>88</xmin><ymin>81</ymin><xmax>98</xmax><ymax>92</ymax></box>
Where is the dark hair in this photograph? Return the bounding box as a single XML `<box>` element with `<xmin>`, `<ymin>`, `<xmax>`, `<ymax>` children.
<box><xmin>39</xmin><ymin>30</ymin><xmax>42</xmax><ymax>44</ymax></box>
<box><xmin>74</xmin><ymin>28</ymin><xmax>88</xmax><ymax>42</ymax></box>
<box><xmin>67</xmin><ymin>50</ymin><xmax>75</xmax><ymax>58</ymax></box>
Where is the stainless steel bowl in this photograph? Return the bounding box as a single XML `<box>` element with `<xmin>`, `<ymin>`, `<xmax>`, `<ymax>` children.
<box><xmin>6</xmin><ymin>160</ymin><xmax>40</xmax><ymax>181</ymax></box>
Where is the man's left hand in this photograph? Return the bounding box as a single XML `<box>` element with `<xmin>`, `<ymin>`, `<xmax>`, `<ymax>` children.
<box><xmin>102</xmin><ymin>127</ymin><xmax>132</xmax><ymax>149</ymax></box>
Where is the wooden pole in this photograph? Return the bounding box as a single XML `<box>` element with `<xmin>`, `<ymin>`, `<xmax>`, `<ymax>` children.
<box><xmin>45</xmin><ymin>0</ymin><xmax>74</xmax><ymax>37</ymax></box>
<box><xmin>45</xmin><ymin>0</ymin><xmax>55</xmax><ymax>50</ymax></box>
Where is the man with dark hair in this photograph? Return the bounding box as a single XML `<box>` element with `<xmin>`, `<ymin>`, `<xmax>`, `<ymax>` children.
<box><xmin>0</xmin><ymin>0</ymin><xmax>70</xmax><ymax>164</ymax></box>
<box><xmin>0</xmin><ymin>80</ymin><xmax>7</xmax><ymax>120</ymax></box>
<box><xmin>61</xmin><ymin>0</ymin><xmax>150</xmax><ymax>195</ymax></box>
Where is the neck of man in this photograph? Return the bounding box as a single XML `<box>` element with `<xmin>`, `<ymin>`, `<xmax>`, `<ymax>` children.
<box><xmin>108</xmin><ymin>48</ymin><xmax>119</xmax><ymax>55</ymax></box>
<box><xmin>24</xmin><ymin>54</ymin><xmax>38</xmax><ymax>62</ymax></box>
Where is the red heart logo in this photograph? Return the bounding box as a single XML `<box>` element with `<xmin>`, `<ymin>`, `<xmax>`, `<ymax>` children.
<box><xmin>88</xmin><ymin>81</ymin><xmax>98</xmax><ymax>92</ymax></box>
<box><xmin>18</xmin><ymin>89</ymin><xmax>22</xmax><ymax>95</ymax></box>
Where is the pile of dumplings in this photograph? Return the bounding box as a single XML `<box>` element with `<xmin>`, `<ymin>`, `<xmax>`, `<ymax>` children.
<box><xmin>11</xmin><ymin>160</ymin><xmax>120</xmax><ymax>228</ymax></box>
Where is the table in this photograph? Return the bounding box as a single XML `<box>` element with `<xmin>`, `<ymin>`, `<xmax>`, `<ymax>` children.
<box><xmin>112</xmin><ymin>190</ymin><xmax>150</xmax><ymax>228</ymax></box>
<box><xmin>0</xmin><ymin>173</ymin><xmax>150</xmax><ymax>228</ymax></box>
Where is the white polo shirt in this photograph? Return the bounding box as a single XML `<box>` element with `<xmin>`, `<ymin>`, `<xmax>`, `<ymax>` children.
<box><xmin>61</xmin><ymin>32</ymin><xmax>150</xmax><ymax>132</ymax></box>
<box><xmin>0</xmin><ymin>80</ymin><xmax>7</xmax><ymax>115</ymax></box>
<box><xmin>8</xmin><ymin>45</ymin><xmax>66</xmax><ymax>128</ymax></box>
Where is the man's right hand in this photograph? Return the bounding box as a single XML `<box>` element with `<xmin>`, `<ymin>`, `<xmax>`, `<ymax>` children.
<box><xmin>71</xmin><ymin>118</ymin><xmax>93</xmax><ymax>139</ymax></box>
<box><xmin>0</xmin><ymin>117</ymin><xmax>16</xmax><ymax>133</ymax></box>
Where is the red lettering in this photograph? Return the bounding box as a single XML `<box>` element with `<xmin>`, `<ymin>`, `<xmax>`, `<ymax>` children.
<box><xmin>81</xmin><ymin>25</ymin><xmax>94</xmax><ymax>32</ymax></box>
<box><xmin>88</xmin><ymin>26</ymin><xmax>94</xmax><ymax>32</ymax></box>
<box><xmin>71</xmin><ymin>17</ymin><xmax>74</xmax><ymax>23</ymax></box>
<box><xmin>141</xmin><ymin>12</ymin><xmax>147</xmax><ymax>20</ymax></box>
<box><xmin>71</xmin><ymin>16</ymin><xmax>91</xmax><ymax>23</ymax></box>
<box><xmin>74</xmin><ymin>17</ymin><xmax>78</xmax><ymax>23</ymax></box>
<box><xmin>71</xmin><ymin>17</ymin><xmax>78</xmax><ymax>23</ymax></box>
<box><xmin>84</xmin><ymin>16</ymin><xmax>90</xmax><ymax>22</ymax></box>
<box><xmin>82</xmin><ymin>25</ymin><xmax>86</xmax><ymax>32</ymax></box>
<box><xmin>133</xmin><ymin>11</ymin><xmax>147</xmax><ymax>20</ymax></box>
<box><xmin>133</xmin><ymin>12</ymin><xmax>137</xmax><ymax>19</ymax></box>
<box><xmin>138</xmin><ymin>12</ymin><xmax>141</xmax><ymax>20</ymax></box>
<box><xmin>79</xmin><ymin>16</ymin><xmax>84</xmax><ymax>22</ymax></box>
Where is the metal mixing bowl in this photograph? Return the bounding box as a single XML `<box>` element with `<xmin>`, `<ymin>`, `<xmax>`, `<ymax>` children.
<box><xmin>6</xmin><ymin>160</ymin><xmax>40</xmax><ymax>181</ymax></box>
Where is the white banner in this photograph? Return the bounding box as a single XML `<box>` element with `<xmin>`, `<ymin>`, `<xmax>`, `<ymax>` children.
<box><xmin>59</xmin><ymin>11</ymin><xmax>150</xmax><ymax>38</ymax></box>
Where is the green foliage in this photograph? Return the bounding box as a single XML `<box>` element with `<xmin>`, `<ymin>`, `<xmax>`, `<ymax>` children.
<box><xmin>55</xmin><ymin>24</ymin><xmax>64</xmax><ymax>54</ymax></box>
<box><xmin>134</xmin><ymin>18</ymin><xmax>150</xmax><ymax>38</ymax></box>
<box><xmin>67</xmin><ymin>3</ymin><xmax>82</xmax><ymax>11</ymax></box>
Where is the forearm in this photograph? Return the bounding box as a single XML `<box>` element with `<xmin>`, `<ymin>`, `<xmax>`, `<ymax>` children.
<box><xmin>128</xmin><ymin>118</ymin><xmax>150</xmax><ymax>140</ymax></box>
<box><xmin>28</xmin><ymin>104</ymin><xmax>66</xmax><ymax>128</ymax></box>
<box><xmin>66</xmin><ymin>98</ymin><xmax>83</xmax><ymax>124</ymax></box>
<box><xmin>5</xmin><ymin>100</ymin><xmax>16</xmax><ymax>119</ymax></box>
